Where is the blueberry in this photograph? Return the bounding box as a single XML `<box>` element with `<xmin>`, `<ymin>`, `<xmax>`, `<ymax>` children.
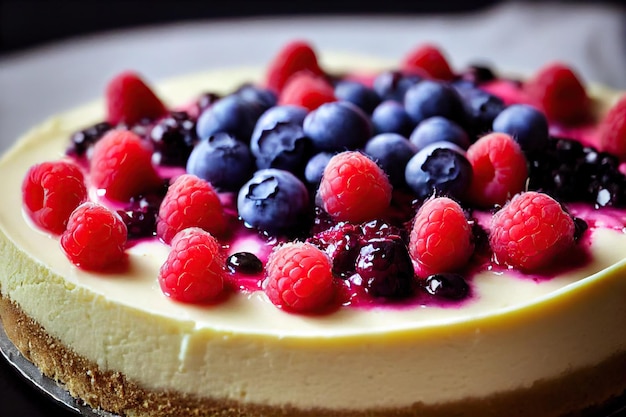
<box><xmin>409</xmin><ymin>116</ymin><xmax>470</xmax><ymax>151</ymax></box>
<box><xmin>372</xmin><ymin>70</ymin><xmax>422</xmax><ymax>102</ymax></box>
<box><xmin>250</xmin><ymin>122</ymin><xmax>312</xmax><ymax>174</ymax></box>
<box><xmin>303</xmin><ymin>101</ymin><xmax>372</xmax><ymax>152</ymax></box>
<box><xmin>196</xmin><ymin>94</ymin><xmax>265</xmax><ymax>142</ymax></box>
<box><xmin>334</xmin><ymin>80</ymin><xmax>381</xmax><ymax>114</ymax></box>
<box><xmin>186</xmin><ymin>132</ymin><xmax>254</xmax><ymax>191</ymax></box>
<box><xmin>371</xmin><ymin>100</ymin><xmax>415</xmax><ymax>137</ymax></box>
<box><xmin>237</xmin><ymin>169</ymin><xmax>311</xmax><ymax>234</ymax></box>
<box><xmin>404</xmin><ymin>142</ymin><xmax>473</xmax><ymax>201</ymax></box>
<box><xmin>364</xmin><ymin>133</ymin><xmax>418</xmax><ymax>187</ymax></box>
<box><xmin>404</xmin><ymin>80</ymin><xmax>466</xmax><ymax>125</ymax></box>
<box><xmin>149</xmin><ymin>111</ymin><xmax>197</xmax><ymax>166</ymax></box>
<box><xmin>354</xmin><ymin>236</ymin><xmax>415</xmax><ymax>299</ymax></box>
<box><xmin>251</xmin><ymin>105</ymin><xmax>308</xmax><ymax>144</ymax></box>
<box><xmin>492</xmin><ymin>104</ymin><xmax>549</xmax><ymax>152</ymax></box>
<box><xmin>455</xmin><ymin>86</ymin><xmax>506</xmax><ymax>138</ymax></box>
<box><xmin>458</xmin><ymin>64</ymin><xmax>497</xmax><ymax>85</ymax></box>
<box><xmin>304</xmin><ymin>152</ymin><xmax>335</xmax><ymax>186</ymax></box>
<box><xmin>423</xmin><ymin>273</ymin><xmax>470</xmax><ymax>300</ymax></box>
<box><xmin>226</xmin><ymin>252</ymin><xmax>263</xmax><ymax>275</ymax></box>
<box><xmin>235</xmin><ymin>84</ymin><xmax>277</xmax><ymax>111</ymax></box>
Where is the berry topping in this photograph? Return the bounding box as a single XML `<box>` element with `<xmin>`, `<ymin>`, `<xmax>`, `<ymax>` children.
<box><xmin>492</xmin><ymin>104</ymin><xmax>549</xmax><ymax>152</ymax></box>
<box><xmin>353</xmin><ymin>236</ymin><xmax>415</xmax><ymax>299</ymax></box>
<box><xmin>158</xmin><ymin>227</ymin><xmax>226</xmax><ymax>303</ymax></box>
<box><xmin>117</xmin><ymin>192</ymin><xmax>164</xmax><ymax>240</ymax></box>
<box><xmin>105</xmin><ymin>71</ymin><xmax>167</xmax><ymax>126</ymax></box>
<box><xmin>237</xmin><ymin>169</ymin><xmax>310</xmax><ymax>235</ymax></box>
<box><xmin>60</xmin><ymin>202</ymin><xmax>127</xmax><ymax>271</ymax></box>
<box><xmin>252</xmin><ymin>105</ymin><xmax>308</xmax><ymax>144</ymax></box>
<box><xmin>422</xmin><ymin>273</ymin><xmax>470</xmax><ymax>300</ymax></box>
<box><xmin>22</xmin><ymin>161</ymin><xmax>88</xmax><ymax>235</ymax></box>
<box><xmin>67</xmin><ymin>122</ymin><xmax>112</xmax><ymax>158</ymax></box>
<box><xmin>265</xmin><ymin>40</ymin><xmax>325</xmax><ymax>93</ymax></box>
<box><xmin>156</xmin><ymin>174</ymin><xmax>226</xmax><ymax>244</ymax></box>
<box><xmin>186</xmin><ymin>132</ymin><xmax>254</xmax><ymax>192</ymax></box>
<box><xmin>278</xmin><ymin>72</ymin><xmax>336</xmax><ymax>111</ymax></box>
<box><xmin>264</xmin><ymin>242</ymin><xmax>335</xmax><ymax>313</ymax></box>
<box><xmin>319</xmin><ymin>151</ymin><xmax>392</xmax><ymax>223</ymax></box>
<box><xmin>304</xmin><ymin>152</ymin><xmax>334</xmax><ymax>186</ymax></box>
<box><xmin>489</xmin><ymin>191</ymin><xmax>576</xmax><ymax>271</ymax></box>
<box><xmin>597</xmin><ymin>94</ymin><xmax>626</xmax><ymax>161</ymax></box>
<box><xmin>90</xmin><ymin>129</ymin><xmax>162</xmax><ymax>201</ymax></box>
<box><xmin>408</xmin><ymin>197</ymin><xmax>474</xmax><ymax>277</ymax></box>
<box><xmin>196</xmin><ymin>93</ymin><xmax>265</xmax><ymax>142</ymax></box>
<box><xmin>454</xmin><ymin>86</ymin><xmax>506</xmax><ymax>138</ymax></box>
<box><xmin>226</xmin><ymin>252</ymin><xmax>264</xmax><ymax>275</ymax></box>
<box><xmin>373</xmin><ymin>70</ymin><xmax>422</xmax><ymax>102</ymax></box>
<box><xmin>404</xmin><ymin>142</ymin><xmax>473</xmax><ymax>201</ymax></box>
<box><xmin>303</xmin><ymin>101</ymin><xmax>372</xmax><ymax>151</ymax></box>
<box><xmin>466</xmin><ymin>132</ymin><xmax>528</xmax><ymax>208</ymax></box>
<box><xmin>149</xmin><ymin>111</ymin><xmax>197</xmax><ymax>166</ymax></box>
<box><xmin>401</xmin><ymin>43</ymin><xmax>455</xmax><ymax>81</ymax></box>
<box><xmin>524</xmin><ymin>62</ymin><xmax>590</xmax><ymax>124</ymax></box>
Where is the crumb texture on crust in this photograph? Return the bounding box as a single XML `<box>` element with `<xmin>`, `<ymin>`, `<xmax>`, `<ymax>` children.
<box><xmin>1</xmin><ymin>294</ymin><xmax>626</xmax><ymax>417</ymax></box>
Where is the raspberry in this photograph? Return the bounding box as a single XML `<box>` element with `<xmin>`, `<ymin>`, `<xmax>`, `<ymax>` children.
<box><xmin>158</xmin><ymin>227</ymin><xmax>226</xmax><ymax>303</ymax></box>
<box><xmin>156</xmin><ymin>174</ymin><xmax>226</xmax><ymax>244</ymax></box>
<box><xmin>489</xmin><ymin>191</ymin><xmax>576</xmax><ymax>271</ymax></box>
<box><xmin>318</xmin><ymin>151</ymin><xmax>392</xmax><ymax>223</ymax></box>
<box><xmin>278</xmin><ymin>72</ymin><xmax>336</xmax><ymax>111</ymax></box>
<box><xmin>400</xmin><ymin>43</ymin><xmax>455</xmax><ymax>81</ymax></box>
<box><xmin>22</xmin><ymin>160</ymin><xmax>88</xmax><ymax>234</ymax></box>
<box><xmin>408</xmin><ymin>197</ymin><xmax>474</xmax><ymax>277</ymax></box>
<box><xmin>90</xmin><ymin>129</ymin><xmax>162</xmax><ymax>201</ymax></box>
<box><xmin>466</xmin><ymin>132</ymin><xmax>528</xmax><ymax>208</ymax></box>
<box><xmin>265</xmin><ymin>40</ymin><xmax>325</xmax><ymax>93</ymax></box>
<box><xmin>524</xmin><ymin>62</ymin><xmax>590</xmax><ymax>124</ymax></box>
<box><xmin>105</xmin><ymin>71</ymin><xmax>168</xmax><ymax>126</ymax></box>
<box><xmin>60</xmin><ymin>202</ymin><xmax>127</xmax><ymax>271</ymax></box>
<box><xmin>264</xmin><ymin>242</ymin><xmax>335</xmax><ymax>313</ymax></box>
<box><xmin>597</xmin><ymin>94</ymin><xmax>626</xmax><ymax>161</ymax></box>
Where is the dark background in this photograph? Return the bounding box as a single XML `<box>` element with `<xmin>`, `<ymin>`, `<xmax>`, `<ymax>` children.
<box><xmin>2</xmin><ymin>0</ymin><xmax>622</xmax><ymax>55</ymax></box>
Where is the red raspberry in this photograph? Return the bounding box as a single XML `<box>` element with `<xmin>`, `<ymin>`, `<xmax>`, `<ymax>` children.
<box><xmin>156</xmin><ymin>174</ymin><xmax>226</xmax><ymax>244</ymax></box>
<box><xmin>319</xmin><ymin>151</ymin><xmax>392</xmax><ymax>223</ymax></box>
<box><xmin>264</xmin><ymin>242</ymin><xmax>335</xmax><ymax>313</ymax></box>
<box><xmin>22</xmin><ymin>160</ymin><xmax>88</xmax><ymax>234</ymax></box>
<box><xmin>158</xmin><ymin>227</ymin><xmax>226</xmax><ymax>303</ymax></box>
<box><xmin>90</xmin><ymin>129</ymin><xmax>162</xmax><ymax>201</ymax></box>
<box><xmin>401</xmin><ymin>43</ymin><xmax>455</xmax><ymax>81</ymax></box>
<box><xmin>60</xmin><ymin>202</ymin><xmax>127</xmax><ymax>271</ymax></box>
<box><xmin>466</xmin><ymin>132</ymin><xmax>528</xmax><ymax>208</ymax></box>
<box><xmin>489</xmin><ymin>191</ymin><xmax>576</xmax><ymax>271</ymax></box>
<box><xmin>265</xmin><ymin>40</ymin><xmax>325</xmax><ymax>93</ymax></box>
<box><xmin>597</xmin><ymin>94</ymin><xmax>626</xmax><ymax>161</ymax></box>
<box><xmin>408</xmin><ymin>197</ymin><xmax>474</xmax><ymax>277</ymax></box>
<box><xmin>278</xmin><ymin>72</ymin><xmax>336</xmax><ymax>111</ymax></box>
<box><xmin>105</xmin><ymin>71</ymin><xmax>168</xmax><ymax>126</ymax></box>
<box><xmin>524</xmin><ymin>62</ymin><xmax>590</xmax><ymax>124</ymax></box>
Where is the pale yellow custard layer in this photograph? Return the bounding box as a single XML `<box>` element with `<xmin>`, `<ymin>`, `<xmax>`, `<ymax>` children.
<box><xmin>1</xmin><ymin>56</ymin><xmax>626</xmax><ymax>411</ymax></box>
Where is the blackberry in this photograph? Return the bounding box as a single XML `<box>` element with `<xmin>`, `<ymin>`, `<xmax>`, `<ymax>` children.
<box><xmin>149</xmin><ymin>111</ymin><xmax>197</xmax><ymax>166</ymax></box>
<box><xmin>423</xmin><ymin>273</ymin><xmax>470</xmax><ymax>300</ymax></box>
<box><xmin>527</xmin><ymin>137</ymin><xmax>626</xmax><ymax>207</ymax></box>
<box><xmin>67</xmin><ymin>121</ymin><xmax>112</xmax><ymax>157</ymax></box>
<box><xmin>117</xmin><ymin>192</ymin><xmax>164</xmax><ymax>240</ymax></box>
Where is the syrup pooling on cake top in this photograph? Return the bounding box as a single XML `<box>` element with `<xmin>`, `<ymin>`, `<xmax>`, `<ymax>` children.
<box><xmin>20</xmin><ymin>40</ymin><xmax>626</xmax><ymax>314</ymax></box>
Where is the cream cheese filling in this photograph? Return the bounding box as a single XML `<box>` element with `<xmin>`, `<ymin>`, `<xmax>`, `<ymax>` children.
<box><xmin>0</xmin><ymin>56</ymin><xmax>625</xmax><ymax>410</ymax></box>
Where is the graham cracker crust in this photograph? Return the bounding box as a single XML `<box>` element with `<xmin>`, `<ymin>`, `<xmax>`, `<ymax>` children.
<box><xmin>0</xmin><ymin>293</ymin><xmax>625</xmax><ymax>417</ymax></box>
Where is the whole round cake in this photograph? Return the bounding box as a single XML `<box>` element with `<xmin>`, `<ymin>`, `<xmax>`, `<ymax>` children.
<box><xmin>0</xmin><ymin>40</ymin><xmax>625</xmax><ymax>417</ymax></box>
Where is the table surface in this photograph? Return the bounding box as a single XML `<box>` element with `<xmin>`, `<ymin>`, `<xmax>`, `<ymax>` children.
<box><xmin>1</xmin><ymin>2</ymin><xmax>625</xmax><ymax>416</ymax></box>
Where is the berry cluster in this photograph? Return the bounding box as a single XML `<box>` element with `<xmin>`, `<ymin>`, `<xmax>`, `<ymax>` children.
<box><xmin>20</xmin><ymin>40</ymin><xmax>626</xmax><ymax>315</ymax></box>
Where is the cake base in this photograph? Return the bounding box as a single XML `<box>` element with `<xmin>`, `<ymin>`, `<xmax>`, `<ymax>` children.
<box><xmin>1</xmin><ymin>294</ymin><xmax>625</xmax><ymax>417</ymax></box>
